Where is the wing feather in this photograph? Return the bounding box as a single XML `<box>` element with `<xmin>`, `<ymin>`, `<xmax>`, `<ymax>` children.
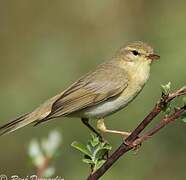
<box><xmin>48</xmin><ymin>61</ymin><xmax>129</xmax><ymax>117</ymax></box>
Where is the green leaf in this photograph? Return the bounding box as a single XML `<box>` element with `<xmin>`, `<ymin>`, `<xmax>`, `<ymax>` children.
<box><xmin>90</xmin><ymin>134</ymin><xmax>100</xmax><ymax>147</ymax></box>
<box><xmin>86</xmin><ymin>142</ymin><xmax>94</xmax><ymax>154</ymax></box>
<box><xmin>161</xmin><ymin>82</ymin><xmax>171</xmax><ymax>95</ymax></box>
<box><xmin>95</xmin><ymin>149</ymin><xmax>108</xmax><ymax>160</ymax></box>
<box><xmin>182</xmin><ymin>96</ymin><xmax>186</xmax><ymax>106</ymax></box>
<box><xmin>82</xmin><ymin>158</ymin><xmax>94</xmax><ymax>165</ymax></box>
<box><xmin>94</xmin><ymin>160</ymin><xmax>106</xmax><ymax>171</ymax></box>
<box><xmin>181</xmin><ymin>112</ymin><xmax>186</xmax><ymax>122</ymax></box>
<box><xmin>103</xmin><ymin>143</ymin><xmax>112</xmax><ymax>150</ymax></box>
<box><xmin>182</xmin><ymin>118</ymin><xmax>186</xmax><ymax>123</ymax></box>
<box><xmin>71</xmin><ymin>134</ymin><xmax>112</xmax><ymax>172</ymax></box>
<box><xmin>71</xmin><ymin>141</ymin><xmax>92</xmax><ymax>157</ymax></box>
<box><xmin>162</xmin><ymin>105</ymin><xmax>171</xmax><ymax>115</ymax></box>
<box><xmin>94</xmin><ymin>143</ymin><xmax>111</xmax><ymax>160</ymax></box>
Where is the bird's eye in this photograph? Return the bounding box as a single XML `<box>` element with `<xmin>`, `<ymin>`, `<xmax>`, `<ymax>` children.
<box><xmin>132</xmin><ymin>50</ymin><xmax>139</xmax><ymax>56</ymax></box>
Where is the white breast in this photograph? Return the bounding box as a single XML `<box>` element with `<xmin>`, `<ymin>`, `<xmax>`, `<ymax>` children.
<box><xmin>73</xmin><ymin>62</ymin><xmax>150</xmax><ymax>119</ymax></box>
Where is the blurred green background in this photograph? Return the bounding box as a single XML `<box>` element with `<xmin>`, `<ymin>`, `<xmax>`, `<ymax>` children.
<box><xmin>0</xmin><ymin>0</ymin><xmax>186</xmax><ymax>179</ymax></box>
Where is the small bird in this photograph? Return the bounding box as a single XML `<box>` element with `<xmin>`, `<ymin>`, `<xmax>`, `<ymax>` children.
<box><xmin>0</xmin><ymin>41</ymin><xmax>160</xmax><ymax>138</ymax></box>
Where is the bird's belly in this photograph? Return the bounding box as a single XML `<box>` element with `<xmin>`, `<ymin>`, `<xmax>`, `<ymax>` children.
<box><xmin>72</xmin><ymin>83</ymin><xmax>143</xmax><ymax>119</ymax></box>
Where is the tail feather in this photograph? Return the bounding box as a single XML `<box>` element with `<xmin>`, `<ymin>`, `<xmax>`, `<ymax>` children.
<box><xmin>0</xmin><ymin>113</ymin><xmax>31</xmax><ymax>136</ymax></box>
<box><xmin>0</xmin><ymin>107</ymin><xmax>55</xmax><ymax>136</ymax></box>
<box><xmin>0</xmin><ymin>113</ymin><xmax>29</xmax><ymax>130</ymax></box>
<box><xmin>0</xmin><ymin>92</ymin><xmax>64</xmax><ymax>136</ymax></box>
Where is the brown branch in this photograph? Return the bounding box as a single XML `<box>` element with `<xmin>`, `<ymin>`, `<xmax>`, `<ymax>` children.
<box><xmin>132</xmin><ymin>105</ymin><xmax>186</xmax><ymax>146</ymax></box>
<box><xmin>87</xmin><ymin>86</ymin><xmax>186</xmax><ymax>180</ymax></box>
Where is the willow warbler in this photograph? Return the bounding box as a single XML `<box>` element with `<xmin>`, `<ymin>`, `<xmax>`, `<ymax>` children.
<box><xmin>0</xmin><ymin>41</ymin><xmax>160</xmax><ymax>138</ymax></box>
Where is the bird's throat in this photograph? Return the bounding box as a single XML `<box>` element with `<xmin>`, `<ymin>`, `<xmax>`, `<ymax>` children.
<box><xmin>120</xmin><ymin>60</ymin><xmax>151</xmax><ymax>87</ymax></box>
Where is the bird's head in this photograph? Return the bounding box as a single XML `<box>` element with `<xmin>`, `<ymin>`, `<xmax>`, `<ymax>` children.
<box><xmin>116</xmin><ymin>41</ymin><xmax>160</xmax><ymax>65</ymax></box>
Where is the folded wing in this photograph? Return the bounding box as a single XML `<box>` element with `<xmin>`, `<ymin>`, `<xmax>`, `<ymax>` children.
<box><xmin>48</xmin><ymin>61</ymin><xmax>129</xmax><ymax>118</ymax></box>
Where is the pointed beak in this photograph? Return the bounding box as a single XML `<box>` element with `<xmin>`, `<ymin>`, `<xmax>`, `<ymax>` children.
<box><xmin>146</xmin><ymin>54</ymin><xmax>160</xmax><ymax>61</ymax></box>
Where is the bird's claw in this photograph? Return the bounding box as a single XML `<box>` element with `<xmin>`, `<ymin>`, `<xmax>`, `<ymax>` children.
<box><xmin>124</xmin><ymin>138</ymin><xmax>142</xmax><ymax>154</ymax></box>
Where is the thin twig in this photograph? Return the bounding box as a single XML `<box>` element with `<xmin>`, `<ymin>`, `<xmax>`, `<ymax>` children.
<box><xmin>133</xmin><ymin>105</ymin><xmax>186</xmax><ymax>146</ymax></box>
<box><xmin>87</xmin><ymin>86</ymin><xmax>186</xmax><ymax>180</ymax></box>
<box><xmin>167</xmin><ymin>86</ymin><xmax>186</xmax><ymax>102</ymax></box>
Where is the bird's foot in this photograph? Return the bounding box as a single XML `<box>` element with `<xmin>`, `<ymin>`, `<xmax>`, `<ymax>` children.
<box><xmin>124</xmin><ymin>139</ymin><xmax>142</xmax><ymax>154</ymax></box>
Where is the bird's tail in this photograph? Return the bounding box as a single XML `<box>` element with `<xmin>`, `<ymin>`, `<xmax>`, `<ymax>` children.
<box><xmin>0</xmin><ymin>109</ymin><xmax>53</xmax><ymax>136</ymax></box>
<box><xmin>0</xmin><ymin>105</ymin><xmax>55</xmax><ymax>136</ymax></box>
<box><xmin>0</xmin><ymin>112</ymin><xmax>33</xmax><ymax>136</ymax></box>
<box><xmin>0</xmin><ymin>92</ymin><xmax>64</xmax><ymax>136</ymax></box>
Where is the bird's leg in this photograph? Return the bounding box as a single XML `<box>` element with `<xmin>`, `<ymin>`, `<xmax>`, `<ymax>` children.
<box><xmin>97</xmin><ymin>119</ymin><xmax>142</xmax><ymax>153</ymax></box>
<box><xmin>81</xmin><ymin>118</ymin><xmax>103</xmax><ymax>141</ymax></box>
<box><xmin>97</xmin><ymin>119</ymin><xmax>131</xmax><ymax>138</ymax></box>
